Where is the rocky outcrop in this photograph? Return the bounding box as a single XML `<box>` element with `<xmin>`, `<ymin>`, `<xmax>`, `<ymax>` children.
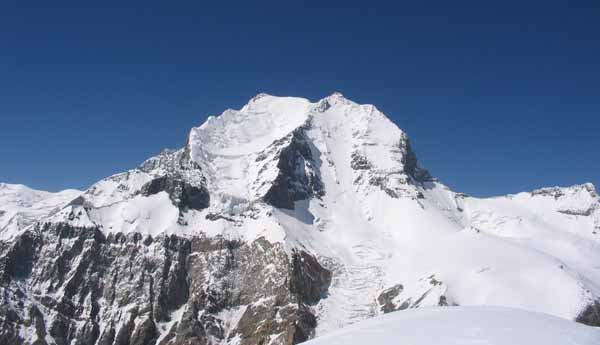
<box><xmin>140</xmin><ymin>176</ymin><xmax>209</xmax><ymax>211</ymax></box>
<box><xmin>290</xmin><ymin>250</ymin><xmax>332</xmax><ymax>305</ymax></box>
<box><xmin>0</xmin><ymin>223</ymin><xmax>331</xmax><ymax>345</ymax></box>
<box><xmin>139</xmin><ymin>148</ymin><xmax>210</xmax><ymax>212</ymax></box>
<box><xmin>349</xmin><ymin>132</ymin><xmax>431</xmax><ymax>200</ymax></box>
<box><xmin>576</xmin><ymin>301</ymin><xmax>600</xmax><ymax>327</ymax></box>
<box><xmin>398</xmin><ymin>133</ymin><xmax>431</xmax><ymax>183</ymax></box>
<box><xmin>349</xmin><ymin>152</ymin><xmax>371</xmax><ymax>171</ymax></box>
<box><xmin>263</xmin><ymin>129</ymin><xmax>324</xmax><ymax>210</ymax></box>
<box><xmin>377</xmin><ymin>275</ymin><xmax>452</xmax><ymax>313</ymax></box>
<box><xmin>377</xmin><ymin>284</ymin><xmax>404</xmax><ymax>313</ymax></box>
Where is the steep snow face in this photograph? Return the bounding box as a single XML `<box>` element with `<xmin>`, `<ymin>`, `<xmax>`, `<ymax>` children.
<box><xmin>304</xmin><ymin>306</ymin><xmax>600</xmax><ymax>345</ymax></box>
<box><xmin>187</xmin><ymin>95</ymin><xmax>312</xmax><ymax>201</ymax></box>
<box><xmin>0</xmin><ymin>183</ymin><xmax>80</xmax><ymax>239</ymax></box>
<box><xmin>185</xmin><ymin>93</ymin><xmax>426</xmax><ymax>204</ymax></box>
<box><xmin>190</xmin><ymin>94</ymin><xmax>311</xmax><ymax>156</ymax></box>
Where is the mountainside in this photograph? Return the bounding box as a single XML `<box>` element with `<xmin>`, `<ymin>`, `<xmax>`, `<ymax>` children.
<box><xmin>1</xmin><ymin>93</ymin><xmax>599</xmax><ymax>345</ymax></box>
<box><xmin>304</xmin><ymin>306</ymin><xmax>600</xmax><ymax>345</ymax></box>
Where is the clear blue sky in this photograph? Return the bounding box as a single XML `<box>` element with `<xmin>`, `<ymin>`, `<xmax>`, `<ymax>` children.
<box><xmin>1</xmin><ymin>1</ymin><xmax>598</xmax><ymax>196</ymax></box>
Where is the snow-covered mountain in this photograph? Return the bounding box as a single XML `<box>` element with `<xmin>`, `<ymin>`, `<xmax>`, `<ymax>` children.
<box><xmin>0</xmin><ymin>183</ymin><xmax>80</xmax><ymax>238</ymax></box>
<box><xmin>0</xmin><ymin>93</ymin><xmax>599</xmax><ymax>345</ymax></box>
<box><xmin>304</xmin><ymin>306</ymin><xmax>600</xmax><ymax>345</ymax></box>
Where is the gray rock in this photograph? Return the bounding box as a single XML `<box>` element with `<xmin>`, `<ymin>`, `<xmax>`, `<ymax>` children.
<box><xmin>290</xmin><ymin>250</ymin><xmax>331</xmax><ymax>304</ymax></box>
<box><xmin>399</xmin><ymin>134</ymin><xmax>431</xmax><ymax>182</ymax></box>
<box><xmin>0</xmin><ymin>223</ymin><xmax>331</xmax><ymax>345</ymax></box>
<box><xmin>576</xmin><ymin>301</ymin><xmax>600</xmax><ymax>327</ymax></box>
<box><xmin>377</xmin><ymin>276</ymin><xmax>453</xmax><ymax>313</ymax></box>
<box><xmin>377</xmin><ymin>284</ymin><xmax>404</xmax><ymax>313</ymax></box>
<box><xmin>140</xmin><ymin>176</ymin><xmax>209</xmax><ymax>211</ymax></box>
<box><xmin>263</xmin><ymin>129</ymin><xmax>324</xmax><ymax>210</ymax></box>
<box><xmin>350</xmin><ymin>152</ymin><xmax>372</xmax><ymax>170</ymax></box>
<box><xmin>130</xmin><ymin>317</ymin><xmax>158</xmax><ymax>345</ymax></box>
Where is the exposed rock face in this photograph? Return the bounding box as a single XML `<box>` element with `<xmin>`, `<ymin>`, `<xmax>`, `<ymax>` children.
<box><xmin>349</xmin><ymin>152</ymin><xmax>371</xmax><ymax>171</ymax></box>
<box><xmin>263</xmin><ymin>128</ymin><xmax>324</xmax><ymax>210</ymax></box>
<box><xmin>377</xmin><ymin>284</ymin><xmax>404</xmax><ymax>313</ymax></box>
<box><xmin>139</xmin><ymin>147</ymin><xmax>207</xmax><ymax>187</ymax></box>
<box><xmin>349</xmin><ymin>132</ymin><xmax>430</xmax><ymax>200</ymax></box>
<box><xmin>140</xmin><ymin>176</ymin><xmax>210</xmax><ymax>211</ymax></box>
<box><xmin>0</xmin><ymin>223</ymin><xmax>331</xmax><ymax>345</ymax></box>
<box><xmin>398</xmin><ymin>134</ymin><xmax>431</xmax><ymax>183</ymax></box>
<box><xmin>139</xmin><ymin>149</ymin><xmax>211</xmax><ymax>213</ymax></box>
<box><xmin>290</xmin><ymin>250</ymin><xmax>331</xmax><ymax>305</ymax></box>
<box><xmin>576</xmin><ymin>301</ymin><xmax>600</xmax><ymax>327</ymax></box>
<box><xmin>377</xmin><ymin>276</ymin><xmax>452</xmax><ymax>314</ymax></box>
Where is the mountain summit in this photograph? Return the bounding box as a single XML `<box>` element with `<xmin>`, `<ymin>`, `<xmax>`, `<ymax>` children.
<box><xmin>1</xmin><ymin>94</ymin><xmax>599</xmax><ymax>345</ymax></box>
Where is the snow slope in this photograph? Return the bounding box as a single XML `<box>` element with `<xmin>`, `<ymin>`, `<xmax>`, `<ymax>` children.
<box><xmin>0</xmin><ymin>183</ymin><xmax>80</xmax><ymax>239</ymax></box>
<box><xmin>304</xmin><ymin>306</ymin><xmax>600</xmax><ymax>345</ymax></box>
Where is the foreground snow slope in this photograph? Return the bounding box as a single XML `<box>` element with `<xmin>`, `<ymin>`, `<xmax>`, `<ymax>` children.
<box><xmin>304</xmin><ymin>306</ymin><xmax>600</xmax><ymax>345</ymax></box>
<box><xmin>0</xmin><ymin>183</ymin><xmax>80</xmax><ymax>239</ymax></box>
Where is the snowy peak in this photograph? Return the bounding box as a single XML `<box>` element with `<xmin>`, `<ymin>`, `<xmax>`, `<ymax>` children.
<box><xmin>42</xmin><ymin>93</ymin><xmax>433</xmax><ymax>241</ymax></box>
<box><xmin>531</xmin><ymin>183</ymin><xmax>597</xmax><ymax>201</ymax></box>
<box><xmin>2</xmin><ymin>94</ymin><xmax>600</xmax><ymax>345</ymax></box>
<box><xmin>529</xmin><ymin>183</ymin><xmax>598</xmax><ymax>215</ymax></box>
<box><xmin>188</xmin><ymin>92</ymin><xmax>416</xmax><ymax>160</ymax></box>
<box><xmin>183</xmin><ymin>93</ymin><xmax>428</xmax><ymax>205</ymax></box>
<box><xmin>316</xmin><ymin>91</ymin><xmax>352</xmax><ymax>108</ymax></box>
<box><xmin>189</xmin><ymin>95</ymin><xmax>311</xmax><ymax>156</ymax></box>
<box><xmin>0</xmin><ymin>183</ymin><xmax>81</xmax><ymax>239</ymax></box>
<box><xmin>458</xmin><ymin>182</ymin><xmax>600</xmax><ymax>237</ymax></box>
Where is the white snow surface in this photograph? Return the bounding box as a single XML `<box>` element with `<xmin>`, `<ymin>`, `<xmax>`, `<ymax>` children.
<box><xmin>304</xmin><ymin>306</ymin><xmax>600</xmax><ymax>345</ymax></box>
<box><xmin>0</xmin><ymin>183</ymin><xmax>81</xmax><ymax>240</ymax></box>
<box><xmin>188</xmin><ymin>94</ymin><xmax>311</xmax><ymax>202</ymax></box>
<box><xmin>6</xmin><ymin>93</ymin><xmax>600</xmax><ymax>335</ymax></box>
